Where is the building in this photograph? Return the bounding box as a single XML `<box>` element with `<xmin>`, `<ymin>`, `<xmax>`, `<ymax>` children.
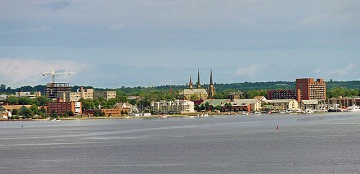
<box><xmin>228</xmin><ymin>90</ymin><xmax>244</xmax><ymax>100</ymax></box>
<box><xmin>14</xmin><ymin>92</ymin><xmax>41</xmax><ymax>99</ymax></box>
<box><xmin>113</xmin><ymin>102</ymin><xmax>138</xmax><ymax>114</ymax></box>
<box><xmin>200</xmin><ymin>99</ymin><xmax>261</xmax><ymax>112</ymax></box>
<box><xmin>0</xmin><ymin>105</ymin><xmax>8</xmax><ymax>119</ymax></box>
<box><xmin>296</xmin><ymin>78</ymin><xmax>326</xmax><ymax>102</ymax></box>
<box><xmin>301</xmin><ymin>100</ymin><xmax>320</xmax><ymax>110</ymax></box>
<box><xmin>179</xmin><ymin>69</ymin><xmax>215</xmax><ymax>100</ymax></box>
<box><xmin>207</xmin><ymin>70</ymin><xmax>215</xmax><ymax>99</ymax></box>
<box><xmin>47</xmin><ymin>99</ymin><xmax>82</xmax><ymax>116</ymax></box>
<box><xmin>83</xmin><ymin>108</ymin><xmax>127</xmax><ymax>117</ymax></box>
<box><xmin>45</xmin><ymin>83</ymin><xmax>71</xmax><ymax>100</ymax></box>
<box><xmin>254</xmin><ymin>96</ymin><xmax>267</xmax><ymax>102</ymax></box>
<box><xmin>57</xmin><ymin>87</ymin><xmax>94</xmax><ymax>102</ymax></box>
<box><xmin>231</xmin><ymin>99</ymin><xmax>262</xmax><ymax>112</ymax></box>
<box><xmin>94</xmin><ymin>91</ymin><xmax>117</xmax><ymax>101</ymax></box>
<box><xmin>266</xmin><ymin>99</ymin><xmax>299</xmax><ymax>111</ymax></box>
<box><xmin>150</xmin><ymin>100</ymin><xmax>195</xmax><ymax>114</ymax></box>
<box><xmin>267</xmin><ymin>89</ymin><xmax>296</xmax><ymax>100</ymax></box>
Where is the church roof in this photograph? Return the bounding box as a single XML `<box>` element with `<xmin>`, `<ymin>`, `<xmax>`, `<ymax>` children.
<box><xmin>180</xmin><ymin>89</ymin><xmax>208</xmax><ymax>95</ymax></box>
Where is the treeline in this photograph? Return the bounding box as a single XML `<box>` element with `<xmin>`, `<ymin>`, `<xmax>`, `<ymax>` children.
<box><xmin>1</xmin><ymin>81</ymin><xmax>360</xmax><ymax>101</ymax></box>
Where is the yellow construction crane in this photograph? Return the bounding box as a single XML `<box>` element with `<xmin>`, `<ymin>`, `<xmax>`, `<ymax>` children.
<box><xmin>43</xmin><ymin>69</ymin><xmax>75</xmax><ymax>83</ymax></box>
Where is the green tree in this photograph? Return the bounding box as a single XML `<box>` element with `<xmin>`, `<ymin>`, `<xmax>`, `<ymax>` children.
<box><xmin>5</xmin><ymin>96</ymin><xmax>19</xmax><ymax>105</ymax></box>
<box><xmin>36</xmin><ymin>96</ymin><xmax>50</xmax><ymax>106</ymax></box>
<box><xmin>214</xmin><ymin>105</ymin><xmax>222</xmax><ymax>111</ymax></box>
<box><xmin>18</xmin><ymin>97</ymin><xmax>33</xmax><ymax>105</ymax></box>
<box><xmin>29</xmin><ymin>104</ymin><xmax>39</xmax><ymax>115</ymax></box>
<box><xmin>19</xmin><ymin>106</ymin><xmax>33</xmax><ymax>118</ymax></box>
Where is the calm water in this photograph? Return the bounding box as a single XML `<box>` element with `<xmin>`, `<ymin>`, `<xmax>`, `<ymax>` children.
<box><xmin>1</xmin><ymin>112</ymin><xmax>360</xmax><ymax>174</ymax></box>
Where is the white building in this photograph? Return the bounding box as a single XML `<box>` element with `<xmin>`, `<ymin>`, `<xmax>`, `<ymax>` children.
<box><xmin>151</xmin><ymin>100</ymin><xmax>195</xmax><ymax>114</ymax></box>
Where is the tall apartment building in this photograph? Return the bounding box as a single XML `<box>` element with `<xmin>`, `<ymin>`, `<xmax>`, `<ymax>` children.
<box><xmin>94</xmin><ymin>91</ymin><xmax>117</xmax><ymax>100</ymax></box>
<box><xmin>267</xmin><ymin>89</ymin><xmax>297</xmax><ymax>100</ymax></box>
<box><xmin>45</xmin><ymin>83</ymin><xmax>71</xmax><ymax>100</ymax></box>
<box><xmin>296</xmin><ymin>78</ymin><xmax>326</xmax><ymax>101</ymax></box>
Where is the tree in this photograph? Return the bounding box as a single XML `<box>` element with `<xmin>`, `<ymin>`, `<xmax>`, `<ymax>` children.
<box><xmin>19</xmin><ymin>106</ymin><xmax>32</xmax><ymax>118</ymax></box>
<box><xmin>12</xmin><ymin>109</ymin><xmax>18</xmax><ymax>116</ymax></box>
<box><xmin>214</xmin><ymin>105</ymin><xmax>222</xmax><ymax>111</ymax></box>
<box><xmin>29</xmin><ymin>104</ymin><xmax>39</xmax><ymax>115</ymax></box>
<box><xmin>5</xmin><ymin>96</ymin><xmax>19</xmax><ymax>105</ymax></box>
<box><xmin>18</xmin><ymin>97</ymin><xmax>33</xmax><ymax>105</ymax></box>
<box><xmin>36</xmin><ymin>96</ymin><xmax>50</xmax><ymax>106</ymax></box>
<box><xmin>204</xmin><ymin>102</ymin><xmax>210</xmax><ymax>111</ymax></box>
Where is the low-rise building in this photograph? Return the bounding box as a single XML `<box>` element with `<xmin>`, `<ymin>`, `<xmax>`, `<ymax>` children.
<box><xmin>113</xmin><ymin>102</ymin><xmax>138</xmax><ymax>114</ymax></box>
<box><xmin>150</xmin><ymin>100</ymin><xmax>195</xmax><ymax>114</ymax></box>
<box><xmin>83</xmin><ymin>108</ymin><xmax>128</xmax><ymax>117</ymax></box>
<box><xmin>200</xmin><ymin>99</ymin><xmax>261</xmax><ymax>112</ymax></box>
<box><xmin>266</xmin><ymin>99</ymin><xmax>299</xmax><ymax>111</ymax></box>
<box><xmin>231</xmin><ymin>99</ymin><xmax>262</xmax><ymax>112</ymax></box>
<box><xmin>301</xmin><ymin>100</ymin><xmax>320</xmax><ymax>110</ymax></box>
<box><xmin>47</xmin><ymin>100</ymin><xmax>82</xmax><ymax>116</ymax></box>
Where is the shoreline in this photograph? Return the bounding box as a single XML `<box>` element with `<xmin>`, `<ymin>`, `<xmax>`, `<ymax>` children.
<box><xmin>1</xmin><ymin>111</ymin><xmax>352</xmax><ymax>122</ymax></box>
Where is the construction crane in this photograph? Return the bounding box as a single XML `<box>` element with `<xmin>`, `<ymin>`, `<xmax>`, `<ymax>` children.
<box><xmin>43</xmin><ymin>69</ymin><xmax>75</xmax><ymax>83</ymax></box>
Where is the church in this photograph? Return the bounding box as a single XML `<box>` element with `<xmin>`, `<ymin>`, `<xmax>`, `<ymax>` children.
<box><xmin>180</xmin><ymin>70</ymin><xmax>215</xmax><ymax>100</ymax></box>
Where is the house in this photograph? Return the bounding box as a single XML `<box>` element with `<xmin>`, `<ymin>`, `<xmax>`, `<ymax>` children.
<box><xmin>0</xmin><ymin>105</ymin><xmax>8</xmax><ymax>119</ymax></box>
<box><xmin>113</xmin><ymin>102</ymin><xmax>138</xmax><ymax>114</ymax></box>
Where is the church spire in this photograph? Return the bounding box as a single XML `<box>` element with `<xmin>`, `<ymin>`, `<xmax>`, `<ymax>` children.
<box><xmin>207</xmin><ymin>70</ymin><xmax>215</xmax><ymax>99</ymax></box>
<box><xmin>189</xmin><ymin>75</ymin><xmax>193</xmax><ymax>89</ymax></box>
<box><xmin>197</xmin><ymin>69</ymin><xmax>201</xmax><ymax>89</ymax></box>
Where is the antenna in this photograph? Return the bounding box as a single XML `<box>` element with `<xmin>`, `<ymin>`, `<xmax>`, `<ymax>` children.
<box><xmin>43</xmin><ymin>69</ymin><xmax>75</xmax><ymax>83</ymax></box>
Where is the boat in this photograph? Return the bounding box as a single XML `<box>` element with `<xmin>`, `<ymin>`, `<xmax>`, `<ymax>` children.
<box><xmin>347</xmin><ymin>105</ymin><xmax>360</xmax><ymax>112</ymax></box>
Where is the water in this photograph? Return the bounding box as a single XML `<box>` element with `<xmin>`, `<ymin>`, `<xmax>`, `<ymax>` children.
<box><xmin>1</xmin><ymin>113</ymin><xmax>360</xmax><ymax>174</ymax></box>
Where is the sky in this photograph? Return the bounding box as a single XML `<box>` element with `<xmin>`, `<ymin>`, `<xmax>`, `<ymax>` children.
<box><xmin>1</xmin><ymin>0</ymin><xmax>360</xmax><ymax>88</ymax></box>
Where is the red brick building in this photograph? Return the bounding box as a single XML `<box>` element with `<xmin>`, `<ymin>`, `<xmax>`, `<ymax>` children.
<box><xmin>267</xmin><ymin>89</ymin><xmax>296</xmax><ymax>100</ymax></box>
<box><xmin>296</xmin><ymin>78</ymin><xmax>326</xmax><ymax>102</ymax></box>
<box><xmin>47</xmin><ymin>101</ymin><xmax>82</xmax><ymax>115</ymax></box>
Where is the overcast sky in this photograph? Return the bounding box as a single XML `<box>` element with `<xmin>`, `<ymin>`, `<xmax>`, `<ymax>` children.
<box><xmin>1</xmin><ymin>0</ymin><xmax>359</xmax><ymax>88</ymax></box>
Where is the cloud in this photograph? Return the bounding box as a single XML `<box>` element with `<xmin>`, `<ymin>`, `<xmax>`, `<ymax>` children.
<box><xmin>6</xmin><ymin>25</ymin><xmax>52</xmax><ymax>34</ymax></box>
<box><xmin>329</xmin><ymin>63</ymin><xmax>359</xmax><ymax>78</ymax></box>
<box><xmin>0</xmin><ymin>58</ymin><xmax>90</xmax><ymax>86</ymax></box>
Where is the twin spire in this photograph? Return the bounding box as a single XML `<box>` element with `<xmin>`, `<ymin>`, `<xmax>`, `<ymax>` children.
<box><xmin>188</xmin><ymin>69</ymin><xmax>215</xmax><ymax>99</ymax></box>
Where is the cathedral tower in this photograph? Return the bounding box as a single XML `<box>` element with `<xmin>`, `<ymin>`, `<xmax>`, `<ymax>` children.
<box><xmin>207</xmin><ymin>70</ymin><xmax>215</xmax><ymax>99</ymax></box>
<box><xmin>189</xmin><ymin>75</ymin><xmax>193</xmax><ymax>89</ymax></box>
<box><xmin>197</xmin><ymin>69</ymin><xmax>201</xmax><ymax>89</ymax></box>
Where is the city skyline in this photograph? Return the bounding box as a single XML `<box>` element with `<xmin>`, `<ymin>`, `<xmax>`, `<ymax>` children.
<box><xmin>1</xmin><ymin>1</ymin><xmax>359</xmax><ymax>88</ymax></box>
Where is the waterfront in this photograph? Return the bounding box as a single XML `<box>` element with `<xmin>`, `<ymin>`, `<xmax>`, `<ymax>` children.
<box><xmin>1</xmin><ymin>112</ymin><xmax>360</xmax><ymax>174</ymax></box>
